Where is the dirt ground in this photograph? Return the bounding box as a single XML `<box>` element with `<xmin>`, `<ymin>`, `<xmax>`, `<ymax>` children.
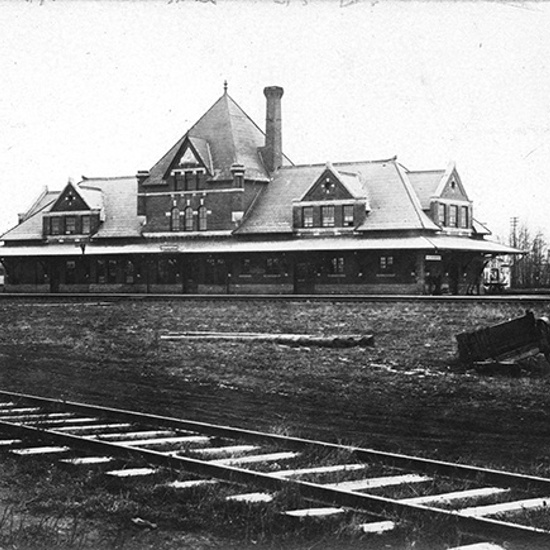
<box><xmin>1</xmin><ymin>297</ymin><xmax>550</xmax><ymax>549</ymax></box>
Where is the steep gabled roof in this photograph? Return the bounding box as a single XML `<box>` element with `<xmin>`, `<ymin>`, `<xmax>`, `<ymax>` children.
<box><xmin>141</xmin><ymin>91</ymin><xmax>292</xmax><ymax>186</ymax></box>
<box><xmin>236</xmin><ymin>158</ymin><xmax>439</xmax><ymax>235</ymax></box>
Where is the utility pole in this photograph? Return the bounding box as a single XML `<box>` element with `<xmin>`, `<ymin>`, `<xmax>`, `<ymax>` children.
<box><xmin>510</xmin><ymin>217</ymin><xmax>519</xmax><ymax>288</ymax></box>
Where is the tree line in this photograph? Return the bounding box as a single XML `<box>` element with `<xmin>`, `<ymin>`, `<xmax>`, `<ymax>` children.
<box><xmin>508</xmin><ymin>220</ymin><xmax>550</xmax><ymax>289</ymax></box>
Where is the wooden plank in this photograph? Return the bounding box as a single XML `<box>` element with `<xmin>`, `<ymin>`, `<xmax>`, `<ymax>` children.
<box><xmin>403</xmin><ymin>487</ymin><xmax>509</xmax><ymax>505</ymax></box>
<box><xmin>226</xmin><ymin>492</ymin><xmax>274</xmax><ymax>503</ymax></box>
<box><xmin>448</xmin><ymin>543</ymin><xmax>506</xmax><ymax>550</ymax></box>
<box><xmin>360</xmin><ymin>520</ymin><xmax>396</xmax><ymax>534</ymax></box>
<box><xmin>324</xmin><ymin>474</ymin><xmax>430</xmax><ymax>491</ymax></box>
<box><xmin>270</xmin><ymin>463</ymin><xmax>366</xmax><ymax>478</ymax></box>
<box><xmin>210</xmin><ymin>451</ymin><xmax>299</xmax><ymax>466</ymax></box>
<box><xmin>192</xmin><ymin>444</ymin><xmax>259</xmax><ymax>456</ymax></box>
<box><xmin>12</xmin><ymin>446</ymin><xmax>70</xmax><ymax>455</ymax></box>
<box><xmin>285</xmin><ymin>507</ymin><xmax>346</xmax><ymax>518</ymax></box>
<box><xmin>105</xmin><ymin>467</ymin><xmax>158</xmax><ymax>478</ymax></box>
<box><xmin>459</xmin><ymin>497</ymin><xmax>550</xmax><ymax>517</ymax></box>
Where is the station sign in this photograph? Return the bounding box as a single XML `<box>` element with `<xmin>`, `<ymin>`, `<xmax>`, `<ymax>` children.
<box><xmin>425</xmin><ymin>254</ymin><xmax>442</xmax><ymax>261</ymax></box>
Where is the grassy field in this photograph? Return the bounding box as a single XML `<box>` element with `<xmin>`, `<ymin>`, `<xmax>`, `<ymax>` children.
<box><xmin>1</xmin><ymin>297</ymin><xmax>550</xmax><ymax>549</ymax></box>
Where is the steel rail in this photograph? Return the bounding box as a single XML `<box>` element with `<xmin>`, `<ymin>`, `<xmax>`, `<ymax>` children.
<box><xmin>1</xmin><ymin>292</ymin><xmax>550</xmax><ymax>303</ymax></box>
<box><xmin>0</xmin><ymin>416</ymin><xmax>549</xmax><ymax>549</ymax></box>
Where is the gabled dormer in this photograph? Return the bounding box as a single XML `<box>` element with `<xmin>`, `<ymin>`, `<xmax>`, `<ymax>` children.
<box><xmin>43</xmin><ymin>181</ymin><xmax>104</xmax><ymax>239</ymax></box>
<box><xmin>430</xmin><ymin>163</ymin><xmax>473</xmax><ymax>233</ymax></box>
<box><xmin>292</xmin><ymin>163</ymin><xmax>367</xmax><ymax>231</ymax></box>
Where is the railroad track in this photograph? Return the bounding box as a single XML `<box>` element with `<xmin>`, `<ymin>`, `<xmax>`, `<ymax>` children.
<box><xmin>0</xmin><ymin>390</ymin><xmax>549</xmax><ymax>549</ymax></box>
<box><xmin>2</xmin><ymin>292</ymin><xmax>550</xmax><ymax>304</ymax></box>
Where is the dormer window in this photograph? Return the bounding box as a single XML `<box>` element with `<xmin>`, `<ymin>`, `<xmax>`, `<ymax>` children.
<box><xmin>461</xmin><ymin>206</ymin><xmax>469</xmax><ymax>228</ymax></box>
<box><xmin>82</xmin><ymin>215</ymin><xmax>91</xmax><ymax>234</ymax></box>
<box><xmin>321</xmin><ymin>205</ymin><xmax>335</xmax><ymax>227</ymax></box>
<box><xmin>198</xmin><ymin>205</ymin><xmax>208</xmax><ymax>231</ymax></box>
<box><xmin>449</xmin><ymin>205</ymin><xmax>458</xmax><ymax>227</ymax></box>
<box><xmin>302</xmin><ymin>207</ymin><xmax>314</xmax><ymax>228</ymax></box>
<box><xmin>343</xmin><ymin>205</ymin><xmax>354</xmax><ymax>227</ymax></box>
<box><xmin>184</xmin><ymin>206</ymin><xmax>194</xmax><ymax>231</ymax></box>
<box><xmin>438</xmin><ymin>203</ymin><xmax>446</xmax><ymax>226</ymax></box>
<box><xmin>170</xmin><ymin>207</ymin><xmax>180</xmax><ymax>232</ymax></box>
<box><xmin>65</xmin><ymin>216</ymin><xmax>77</xmax><ymax>235</ymax></box>
<box><xmin>51</xmin><ymin>217</ymin><xmax>61</xmax><ymax>235</ymax></box>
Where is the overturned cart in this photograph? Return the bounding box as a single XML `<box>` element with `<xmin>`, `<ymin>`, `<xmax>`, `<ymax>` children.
<box><xmin>456</xmin><ymin>311</ymin><xmax>550</xmax><ymax>374</ymax></box>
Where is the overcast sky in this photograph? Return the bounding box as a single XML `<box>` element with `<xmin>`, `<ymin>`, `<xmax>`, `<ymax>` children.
<box><xmin>1</xmin><ymin>0</ymin><xmax>549</xmax><ymax>241</ymax></box>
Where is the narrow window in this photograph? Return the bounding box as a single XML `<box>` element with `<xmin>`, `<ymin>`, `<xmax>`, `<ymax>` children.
<box><xmin>81</xmin><ymin>215</ymin><xmax>91</xmax><ymax>234</ymax></box>
<box><xmin>97</xmin><ymin>259</ymin><xmax>106</xmax><ymax>284</ymax></box>
<box><xmin>438</xmin><ymin>203</ymin><xmax>446</xmax><ymax>226</ymax></box>
<box><xmin>461</xmin><ymin>206</ymin><xmax>469</xmax><ymax>228</ymax></box>
<box><xmin>65</xmin><ymin>216</ymin><xmax>76</xmax><ymax>235</ymax></box>
<box><xmin>198</xmin><ymin>206</ymin><xmax>208</xmax><ymax>231</ymax></box>
<box><xmin>170</xmin><ymin>207</ymin><xmax>180</xmax><ymax>232</ymax></box>
<box><xmin>449</xmin><ymin>205</ymin><xmax>458</xmax><ymax>227</ymax></box>
<box><xmin>302</xmin><ymin>206</ymin><xmax>314</xmax><ymax>228</ymax></box>
<box><xmin>321</xmin><ymin>205</ymin><xmax>335</xmax><ymax>227</ymax></box>
<box><xmin>343</xmin><ymin>205</ymin><xmax>354</xmax><ymax>227</ymax></box>
<box><xmin>184</xmin><ymin>206</ymin><xmax>194</xmax><ymax>231</ymax></box>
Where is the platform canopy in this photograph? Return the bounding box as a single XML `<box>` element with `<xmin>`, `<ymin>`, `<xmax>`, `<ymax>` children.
<box><xmin>0</xmin><ymin>236</ymin><xmax>522</xmax><ymax>257</ymax></box>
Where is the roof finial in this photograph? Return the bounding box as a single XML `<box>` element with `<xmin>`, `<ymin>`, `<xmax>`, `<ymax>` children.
<box><xmin>223</xmin><ymin>80</ymin><xmax>228</xmax><ymax>94</ymax></box>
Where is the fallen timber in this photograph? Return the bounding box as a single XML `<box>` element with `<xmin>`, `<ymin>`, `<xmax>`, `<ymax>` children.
<box><xmin>0</xmin><ymin>391</ymin><xmax>550</xmax><ymax>548</ymax></box>
<box><xmin>456</xmin><ymin>310</ymin><xmax>550</xmax><ymax>374</ymax></box>
<box><xmin>160</xmin><ymin>331</ymin><xmax>375</xmax><ymax>348</ymax></box>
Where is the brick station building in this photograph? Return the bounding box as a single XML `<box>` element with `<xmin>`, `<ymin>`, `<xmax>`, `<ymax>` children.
<box><xmin>0</xmin><ymin>85</ymin><xmax>517</xmax><ymax>294</ymax></box>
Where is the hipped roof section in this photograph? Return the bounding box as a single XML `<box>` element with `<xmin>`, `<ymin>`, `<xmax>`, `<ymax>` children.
<box><xmin>236</xmin><ymin>158</ymin><xmax>440</xmax><ymax>234</ymax></box>
<box><xmin>141</xmin><ymin>91</ymin><xmax>292</xmax><ymax>185</ymax></box>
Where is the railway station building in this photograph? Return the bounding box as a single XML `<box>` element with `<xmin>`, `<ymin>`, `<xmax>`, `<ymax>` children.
<box><xmin>0</xmin><ymin>85</ymin><xmax>517</xmax><ymax>295</ymax></box>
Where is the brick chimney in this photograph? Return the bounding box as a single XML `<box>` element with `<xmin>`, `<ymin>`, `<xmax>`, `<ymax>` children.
<box><xmin>263</xmin><ymin>86</ymin><xmax>284</xmax><ymax>173</ymax></box>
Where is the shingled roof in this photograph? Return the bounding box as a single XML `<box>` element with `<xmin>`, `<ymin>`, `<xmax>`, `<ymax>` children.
<box><xmin>141</xmin><ymin>90</ymin><xmax>292</xmax><ymax>186</ymax></box>
<box><xmin>236</xmin><ymin>158</ymin><xmax>440</xmax><ymax>235</ymax></box>
<box><xmin>406</xmin><ymin>169</ymin><xmax>446</xmax><ymax>210</ymax></box>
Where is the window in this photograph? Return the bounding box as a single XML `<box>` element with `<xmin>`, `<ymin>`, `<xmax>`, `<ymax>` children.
<box><xmin>205</xmin><ymin>258</ymin><xmax>226</xmax><ymax>285</ymax></box>
<box><xmin>343</xmin><ymin>205</ymin><xmax>354</xmax><ymax>227</ymax></box>
<box><xmin>198</xmin><ymin>206</ymin><xmax>208</xmax><ymax>231</ymax></box>
<box><xmin>125</xmin><ymin>260</ymin><xmax>135</xmax><ymax>284</ymax></box>
<box><xmin>96</xmin><ymin>259</ymin><xmax>106</xmax><ymax>284</ymax></box>
<box><xmin>184</xmin><ymin>207</ymin><xmax>194</xmax><ymax>231</ymax></box>
<box><xmin>438</xmin><ymin>204</ymin><xmax>446</xmax><ymax>226</ymax></box>
<box><xmin>379</xmin><ymin>255</ymin><xmax>394</xmax><ymax>272</ymax></box>
<box><xmin>321</xmin><ymin>205</ymin><xmax>335</xmax><ymax>227</ymax></box>
<box><xmin>65</xmin><ymin>260</ymin><xmax>76</xmax><ymax>284</ymax></box>
<box><xmin>50</xmin><ymin>217</ymin><xmax>61</xmax><ymax>235</ymax></box>
<box><xmin>170</xmin><ymin>207</ymin><xmax>180</xmax><ymax>231</ymax></box>
<box><xmin>328</xmin><ymin>256</ymin><xmax>345</xmax><ymax>275</ymax></box>
<box><xmin>107</xmin><ymin>259</ymin><xmax>118</xmax><ymax>284</ymax></box>
<box><xmin>241</xmin><ymin>258</ymin><xmax>251</xmax><ymax>275</ymax></box>
<box><xmin>65</xmin><ymin>216</ymin><xmax>76</xmax><ymax>235</ymax></box>
<box><xmin>449</xmin><ymin>205</ymin><xmax>458</xmax><ymax>227</ymax></box>
<box><xmin>461</xmin><ymin>206</ymin><xmax>469</xmax><ymax>229</ymax></box>
<box><xmin>302</xmin><ymin>206</ymin><xmax>314</xmax><ymax>228</ymax></box>
<box><xmin>158</xmin><ymin>258</ymin><xmax>179</xmax><ymax>284</ymax></box>
<box><xmin>81</xmin><ymin>215</ymin><xmax>91</xmax><ymax>234</ymax></box>
<box><xmin>266</xmin><ymin>257</ymin><xmax>286</xmax><ymax>275</ymax></box>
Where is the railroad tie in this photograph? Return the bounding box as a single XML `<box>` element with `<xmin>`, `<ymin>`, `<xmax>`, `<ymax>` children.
<box><xmin>226</xmin><ymin>492</ymin><xmax>274</xmax><ymax>503</ymax></box>
<box><xmin>209</xmin><ymin>451</ymin><xmax>299</xmax><ymax>466</ymax></box>
<box><xmin>105</xmin><ymin>467</ymin><xmax>159</xmax><ymax>478</ymax></box>
<box><xmin>447</xmin><ymin>543</ymin><xmax>507</xmax><ymax>550</ymax></box>
<box><xmin>11</xmin><ymin>446</ymin><xmax>71</xmax><ymax>456</ymax></box>
<box><xmin>284</xmin><ymin>507</ymin><xmax>347</xmax><ymax>518</ymax></box>
<box><xmin>458</xmin><ymin>497</ymin><xmax>550</xmax><ymax>517</ymax></box>
<box><xmin>323</xmin><ymin>473</ymin><xmax>431</xmax><ymax>491</ymax></box>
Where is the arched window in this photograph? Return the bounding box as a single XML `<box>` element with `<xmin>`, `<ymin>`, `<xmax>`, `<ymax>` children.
<box><xmin>170</xmin><ymin>207</ymin><xmax>180</xmax><ymax>231</ymax></box>
<box><xmin>184</xmin><ymin>206</ymin><xmax>194</xmax><ymax>231</ymax></box>
<box><xmin>198</xmin><ymin>206</ymin><xmax>207</xmax><ymax>231</ymax></box>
